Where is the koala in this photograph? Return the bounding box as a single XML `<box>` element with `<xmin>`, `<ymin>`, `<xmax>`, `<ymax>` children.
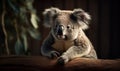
<box><xmin>41</xmin><ymin>7</ymin><xmax>97</xmax><ymax>65</ymax></box>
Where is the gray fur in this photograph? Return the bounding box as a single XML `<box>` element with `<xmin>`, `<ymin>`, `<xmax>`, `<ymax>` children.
<box><xmin>41</xmin><ymin>7</ymin><xmax>97</xmax><ymax>65</ymax></box>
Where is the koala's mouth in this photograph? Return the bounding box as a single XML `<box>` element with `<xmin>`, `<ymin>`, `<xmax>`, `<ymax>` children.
<box><xmin>57</xmin><ymin>35</ymin><xmax>67</xmax><ymax>40</ymax></box>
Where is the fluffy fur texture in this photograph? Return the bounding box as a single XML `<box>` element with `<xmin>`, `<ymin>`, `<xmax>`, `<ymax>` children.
<box><xmin>41</xmin><ymin>7</ymin><xmax>97</xmax><ymax>65</ymax></box>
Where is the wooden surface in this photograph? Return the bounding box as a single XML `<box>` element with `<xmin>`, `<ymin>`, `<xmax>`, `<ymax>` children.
<box><xmin>0</xmin><ymin>56</ymin><xmax>120</xmax><ymax>71</ymax></box>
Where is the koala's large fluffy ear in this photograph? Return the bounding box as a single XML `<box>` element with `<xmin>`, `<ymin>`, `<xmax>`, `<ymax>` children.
<box><xmin>43</xmin><ymin>7</ymin><xmax>61</xmax><ymax>28</ymax></box>
<box><xmin>72</xmin><ymin>9</ymin><xmax>91</xmax><ymax>30</ymax></box>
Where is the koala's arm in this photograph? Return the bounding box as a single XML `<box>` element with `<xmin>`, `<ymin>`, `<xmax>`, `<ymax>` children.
<box><xmin>41</xmin><ymin>33</ymin><xmax>60</xmax><ymax>58</ymax></box>
<box><xmin>59</xmin><ymin>36</ymin><xmax>93</xmax><ymax>63</ymax></box>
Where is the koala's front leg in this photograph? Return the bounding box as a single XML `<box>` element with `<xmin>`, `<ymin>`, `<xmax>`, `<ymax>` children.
<box><xmin>57</xmin><ymin>43</ymin><xmax>91</xmax><ymax>65</ymax></box>
<box><xmin>41</xmin><ymin>33</ymin><xmax>60</xmax><ymax>59</ymax></box>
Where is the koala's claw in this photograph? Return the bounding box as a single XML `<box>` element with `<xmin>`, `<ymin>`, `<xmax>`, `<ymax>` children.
<box><xmin>50</xmin><ymin>51</ymin><xmax>60</xmax><ymax>59</ymax></box>
<box><xmin>57</xmin><ymin>57</ymin><xmax>65</xmax><ymax>65</ymax></box>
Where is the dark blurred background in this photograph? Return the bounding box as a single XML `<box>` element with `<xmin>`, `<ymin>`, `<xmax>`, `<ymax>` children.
<box><xmin>0</xmin><ymin>0</ymin><xmax>120</xmax><ymax>59</ymax></box>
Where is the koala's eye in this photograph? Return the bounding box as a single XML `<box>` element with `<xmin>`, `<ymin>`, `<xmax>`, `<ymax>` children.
<box><xmin>55</xmin><ymin>24</ymin><xmax>58</xmax><ymax>28</ymax></box>
<box><xmin>67</xmin><ymin>25</ymin><xmax>71</xmax><ymax>29</ymax></box>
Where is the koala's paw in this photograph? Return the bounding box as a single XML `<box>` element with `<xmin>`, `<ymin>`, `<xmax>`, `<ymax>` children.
<box><xmin>50</xmin><ymin>51</ymin><xmax>60</xmax><ymax>59</ymax></box>
<box><xmin>57</xmin><ymin>57</ymin><xmax>69</xmax><ymax>65</ymax></box>
<box><xmin>57</xmin><ymin>57</ymin><xmax>65</xmax><ymax>65</ymax></box>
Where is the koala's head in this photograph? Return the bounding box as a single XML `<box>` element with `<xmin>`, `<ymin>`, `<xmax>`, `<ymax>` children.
<box><xmin>43</xmin><ymin>7</ymin><xmax>91</xmax><ymax>40</ymax></box>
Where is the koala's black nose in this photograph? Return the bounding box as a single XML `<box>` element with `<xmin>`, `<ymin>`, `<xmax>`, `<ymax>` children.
<box><xmin>57</xmin><ymin>25</ymin><xmax>64</xmax><ymax>35</ymax></box>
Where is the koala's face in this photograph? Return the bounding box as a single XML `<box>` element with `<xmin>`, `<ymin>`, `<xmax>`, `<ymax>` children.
<box><xmin>52</xmin><ymin>11</ymin><xmax>80</xmax><ymax>40</ymax></box>
<box><xmin>43</xmin><ymin>7</ymin><xmax>91</xmax><ymax>40</ymax></box>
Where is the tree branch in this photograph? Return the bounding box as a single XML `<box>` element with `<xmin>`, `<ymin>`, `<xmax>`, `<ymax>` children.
<box><xmin>0</xmin><ymin>56</ymin><xmax>120</xmax><ymax>71</ymax></box>
<box><xmin>1</xmin><ymin>0</ymin><xmax>10</xmax><ymax>55</ymax></box>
